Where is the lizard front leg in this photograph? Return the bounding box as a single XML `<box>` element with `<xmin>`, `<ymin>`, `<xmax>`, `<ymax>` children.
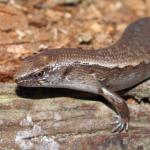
<box><xmin>94</xmin><ymin>77</ymin><xmax>130</xmax><ymax>132</ymax></box>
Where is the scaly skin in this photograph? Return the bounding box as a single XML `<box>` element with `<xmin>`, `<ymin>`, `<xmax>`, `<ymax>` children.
<box><xmin>15</xmin><ymin>18</ymin><xmax>150</xmax><ymax>132</ymax></box>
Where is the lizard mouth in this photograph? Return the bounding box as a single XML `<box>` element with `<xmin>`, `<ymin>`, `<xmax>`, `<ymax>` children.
<box><xmin>14</xmin><ymin>69</ymin><xmax>40</xmax><ymax>87</ymax></box>
<box><xmin>14</xmin><ymin>76</ymin><xmax>40</xmax><ymax>87</ymax></box>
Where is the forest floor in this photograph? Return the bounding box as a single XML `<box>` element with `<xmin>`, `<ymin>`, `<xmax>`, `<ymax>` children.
<box><xmin>0</xmin><ymin>0</ymin><xmax>150</xmax><ymax>149</ymax></box>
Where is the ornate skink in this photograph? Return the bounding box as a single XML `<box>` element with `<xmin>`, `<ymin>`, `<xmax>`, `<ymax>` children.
<box><xmin>15</xmin><ymin>18</ymin><xmax>150</xmax><ymax>132</ymax></box>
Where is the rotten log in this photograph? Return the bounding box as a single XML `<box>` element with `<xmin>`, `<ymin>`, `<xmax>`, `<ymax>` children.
<box><xmin>0</xmin><ymin>80</ymin><xmax>150</xmax><ymax>150</ymax></box>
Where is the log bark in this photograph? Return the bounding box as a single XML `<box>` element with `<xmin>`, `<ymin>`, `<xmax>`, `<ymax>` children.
<box><xmin>0</xmin><ymin>80</ymin><xmax>150</xmax><ymax>150</ymax></box>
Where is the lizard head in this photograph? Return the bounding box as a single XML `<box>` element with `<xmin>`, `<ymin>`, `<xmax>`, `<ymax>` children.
<box><xmin>14</xmin><ymin>50</ymin><xmax>66</xmax><ymax>87</ymax></box>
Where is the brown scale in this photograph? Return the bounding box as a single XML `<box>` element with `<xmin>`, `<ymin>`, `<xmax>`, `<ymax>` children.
<box><xmin>15</xmin><ymin>17</ymin><xmax>150</xmax><ymax>133</ymax></box>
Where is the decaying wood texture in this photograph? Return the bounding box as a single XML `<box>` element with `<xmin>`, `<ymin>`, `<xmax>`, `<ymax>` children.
<box><xmin>0</xmin><ymin>1</ymin><xmax>149</xmax><ymax>149</ymax></box>
<box><xmin>0</xmin><ymin>80</ymin><xmax>150</xmax><ymax>150</ymax></box>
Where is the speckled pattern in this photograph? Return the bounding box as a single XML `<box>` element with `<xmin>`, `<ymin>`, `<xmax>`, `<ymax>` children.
<box><xmin>15</xmin><ymin>18</ymin><xmax>150</xmax><ymax>81</ymax></box>
<box><xmin>15</xmin><ymin>17</ymin><xmax>150</xmax><ymax>133</ymax></box>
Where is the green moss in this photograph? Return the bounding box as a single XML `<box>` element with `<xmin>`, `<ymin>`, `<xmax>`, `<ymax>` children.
<box><xmin>0</xmin><ymin>95</ymin><xmax>16</xmax><ymax>104</ymax></box>
<box><xmin>0</xmin><ymin>109</ymin><xmax>25</xmax><ymax>120</ymax></box>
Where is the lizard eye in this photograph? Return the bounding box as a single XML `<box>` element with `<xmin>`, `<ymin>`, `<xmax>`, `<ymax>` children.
<box><xmin>36</xmin><ymin>71</ymin><xmax>44</xmax><ymax>78</ymax></box>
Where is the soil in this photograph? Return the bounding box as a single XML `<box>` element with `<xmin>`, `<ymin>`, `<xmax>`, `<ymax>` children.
<box><xmin>0</xmin><ymin>1</ymin><xmax>150</xmax><ymax>149</ymax></box>
<box><xmin>0</xmin><ymin>0</ymin><xmax>149</xmax><ymax>82</ymax></box>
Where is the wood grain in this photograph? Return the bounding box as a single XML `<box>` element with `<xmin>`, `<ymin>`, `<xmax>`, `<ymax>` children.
<box><xmin>0</xmin><ymin>80</ymin><xmax>150</xmax><ymax>149</ymax></box>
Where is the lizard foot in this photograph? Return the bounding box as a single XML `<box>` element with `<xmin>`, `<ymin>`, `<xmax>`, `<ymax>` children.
<box><xmin>112</xmin><ymin>115</ymin><xmax>129</xmax><ymax>133</ymax></box>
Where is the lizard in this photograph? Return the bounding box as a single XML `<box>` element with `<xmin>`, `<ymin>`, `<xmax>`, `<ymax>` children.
<box><xmin>14</xmin><ymin>17</ymin><xmax>150</xmax><ymax>132</ymax></box>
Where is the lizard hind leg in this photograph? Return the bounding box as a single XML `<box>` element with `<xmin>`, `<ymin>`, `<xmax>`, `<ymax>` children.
<box><xmin>96</xmin><ymin>80</ymin><xmax>130</xmax><ymax>133</ymax></box>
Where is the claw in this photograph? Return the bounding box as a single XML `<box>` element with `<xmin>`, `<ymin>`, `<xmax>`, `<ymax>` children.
<box><xmin>111</xmin><ymin>115</ymin><xmax>120</xmax><ymax>125</ymax></box>
<box><xmin>112</xmin><ymin>122</ymin><xmax>122</xmax><ymax>133</ymax></box>
<box><xmin>125</xmin><ymin>122</ymin><xmax>129</xmax><ymax>131</ymax></box>
<box><xmin>112</xmin><ymin>115</ymin><xmax>128</xmax><ymax>133</ymax></box>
